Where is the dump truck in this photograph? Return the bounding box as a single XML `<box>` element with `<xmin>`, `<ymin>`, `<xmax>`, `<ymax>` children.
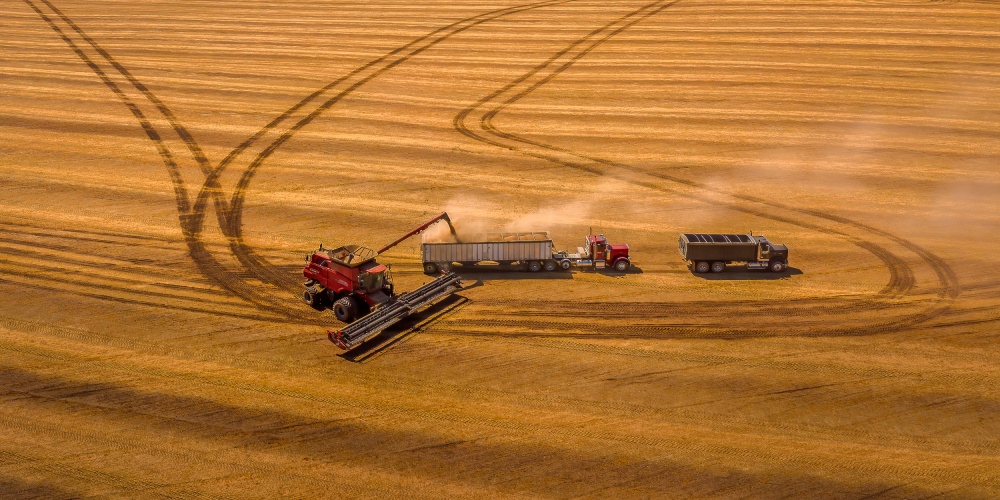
<box><xmin>422</xmin><ymin>231</ymin><xmax>631</xmax><ymax>273</ymax></box>
<box><xmin>678</xmin><ymin>232</ymin><xmax>788</xmax><ymax>273</ymax></box>
<box><xmin>302</xmin><ymin>212</ymin><xmax>463</xmax><ymax>350</ymax></box>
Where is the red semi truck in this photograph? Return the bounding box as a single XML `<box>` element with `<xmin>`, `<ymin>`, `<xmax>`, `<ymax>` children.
<box><xmin>421</xmin><ymin>231</ymin><xmax>631</xmax><ymax>273</ymax></box>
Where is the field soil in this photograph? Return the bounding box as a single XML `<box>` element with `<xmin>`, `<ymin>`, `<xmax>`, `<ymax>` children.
<box><xmin>2</xmin><ymin>0</ymin><xmax>999</xmax><ymax>498</ymax></box>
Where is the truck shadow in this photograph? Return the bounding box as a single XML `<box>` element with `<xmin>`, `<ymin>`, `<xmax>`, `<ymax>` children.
<box><xmin>448</xmin><ymin>266</ymin><xmax>573</xmax><ymax>281</ymax></box>
<box><xmin>691</xmin><ymin>266</ymin><xmax>803</xmax><ymax>280</ymax></box>
<box><xmin>338</xmin><ymin>294</ymin><xmax>471</xmax><ymax>363</ymax></box>
<box><xmin>445</xmin><ymin>265</ymin><xmax>644</xmax><ymax>281</ymax></box>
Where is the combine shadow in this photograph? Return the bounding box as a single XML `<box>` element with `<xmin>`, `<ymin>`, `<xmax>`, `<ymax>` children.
<box><xmin>691</xmin><ymin>266</ymin><xmax>803</xmax><ymax>280</ymax></box>
<box><xmin>339</xmin><ymin>294</ymin><xmax>470</xmax><ymax>363</ymax></box>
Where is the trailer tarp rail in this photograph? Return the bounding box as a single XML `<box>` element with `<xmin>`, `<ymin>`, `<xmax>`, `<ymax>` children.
<box><xmin>682</xmin><ymin>233</ymin><xmax>753</xmax><ymax>244</ymax></box>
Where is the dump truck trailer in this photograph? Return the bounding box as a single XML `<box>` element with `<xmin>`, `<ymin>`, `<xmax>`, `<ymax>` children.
<box><xmin>679</xmin><ymin>233</ymin><xmax>788</xmax><ymax>273</ymax></box>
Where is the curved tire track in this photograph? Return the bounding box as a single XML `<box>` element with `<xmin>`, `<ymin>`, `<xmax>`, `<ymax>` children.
<box><xmin>451</xmin><ymin>0</ymin><xmax>959</xmax><ymax>337</ymax></box>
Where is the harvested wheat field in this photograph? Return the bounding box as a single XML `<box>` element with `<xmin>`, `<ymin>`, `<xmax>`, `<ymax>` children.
<box><xmin>2</xmin><ymin>0</ymin><xmax>999</xmax><ymax>498</ymax></box>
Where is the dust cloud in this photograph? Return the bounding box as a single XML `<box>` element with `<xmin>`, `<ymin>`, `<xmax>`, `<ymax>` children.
<box><xmin>422</xmin><ymin>181</ymin><xmax>623</xmax><ymax>244</ymax></box>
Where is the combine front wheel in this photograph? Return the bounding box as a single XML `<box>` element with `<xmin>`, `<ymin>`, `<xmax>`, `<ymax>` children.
<box><xmin>333</xmin><ymin>296</ymin><xmax>358</xmax><ymax>323</ymax></box>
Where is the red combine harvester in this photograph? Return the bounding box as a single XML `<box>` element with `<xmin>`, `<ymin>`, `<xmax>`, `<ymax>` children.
<box><xmin>302</xmin><ymin>212</ymin><xmax>462</xmax><ymax>350</ymax></box>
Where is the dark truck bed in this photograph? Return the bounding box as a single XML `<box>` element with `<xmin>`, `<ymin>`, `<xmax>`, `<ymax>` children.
<box><xmin>679</xmin><ymin>233</ymin><xmax>758</xmax><ymax>261</ymax></box>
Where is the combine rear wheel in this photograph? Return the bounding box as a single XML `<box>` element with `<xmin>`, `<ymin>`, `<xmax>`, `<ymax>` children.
<box><xmin>333</xmin><ymin>296</ymin><xmax>358</xmax><ymax>323</ymax></box>
<box><xmin>303</xmin><ymin>286</ymin><xmax>323</xmax><ymax>309</ymax></box>
<box><xmin>423</xmin><ymin>262</ymin><xmax>438</xmax><ymax>274</ymax></box>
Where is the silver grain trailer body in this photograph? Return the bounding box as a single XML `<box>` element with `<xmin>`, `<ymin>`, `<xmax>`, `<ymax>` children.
<box><xmin>421</xmin><ymin>232</ymin><xmax>553</xmax><ymax>273</ymax></box>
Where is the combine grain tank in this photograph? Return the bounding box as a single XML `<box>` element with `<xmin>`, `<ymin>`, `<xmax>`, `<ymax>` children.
<box><xmin>679</xmin><ymin>233</ymin><xmax>788</xmax><ymax>273</ymax></box>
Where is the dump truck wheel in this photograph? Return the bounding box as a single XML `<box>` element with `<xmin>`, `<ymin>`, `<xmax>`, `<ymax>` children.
<box><xmin>769</xmin><ymin>260</ymin><xmax>786</xmax><ymax>273</ymax></box>
<box><xmin>544</xmin><ymin>261</ymin><xmax>557</xmax><ymax>272</ymax></box>
<box><xmin>711</xmin><ymin>261</ymin><xmax>725</xmax><ymax>273</ymax></box>
<box><xmin>695</xmin><ymin>261</ymin><xmax>710</xmax><ymax>273</ymax></box>
<box><xmin>423</xmin><ymin>262</ymin><xmax>438</xmax><ymax>274</ymax></box>
<box><xmin>333</xmin><ymin>296</ymin><xmax>357</xmax><ymax>323</ymax></box>
<box><xmin>614</xmin><ymin>259</ymin><xmax>631</xmax><ymax>272</ymax></box>
<box><xmin>528</xmin><ymin>261</ymin><xmax>542</xmax><ymax>272</ymax></box>
<box><xmin>560</xmin><ymin>259</ymin><xmax>572</xmax><ymax>270</ymax></box>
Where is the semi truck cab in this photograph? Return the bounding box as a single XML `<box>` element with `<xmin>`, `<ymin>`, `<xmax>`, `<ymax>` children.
<box><xmin>754</xmin><ymin>236</ymin><xmax>788</xmax><ymax>265</ymax></box>
<box><xmin>574</xmin><ymin>234</ymin><xmax>630</xmax><ymax>271</ymax></box>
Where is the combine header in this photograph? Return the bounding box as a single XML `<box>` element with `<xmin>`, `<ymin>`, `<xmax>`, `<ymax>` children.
<box><xmin>328</xmin><ymin>272</ymin><xmax>462</xmax><ymax>350</ymax></box>
<box><xmin>302</xmin><ymin>212</ymin><xmax>462</xmax><ymax>350</ymax></box>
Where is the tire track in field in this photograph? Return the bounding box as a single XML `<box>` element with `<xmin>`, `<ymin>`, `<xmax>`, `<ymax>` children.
<box><xmin>0</xmin><ymin>394</ymin><xmax>380</xmax><ymax>497</ymax></box>
<box><xmin>25</xmin><ymin>0</ymin><xmax>581</xmax><ymax>322</ymax></box>
<box><xmin>0</xmin><ymin>220</ymin><xmax>298</xmax><ymax>323</ymax></box>
<box><xmin>452</xmin><ymin>0</ymin><xmax>960</xmax><ymax>337</ymax></box>
<box><xmin>2</xmin><ymin>325</ymin><xmax>992</xmax><ymax>492</ymax></box>
<box><xmin>23</xmin><ymin>0</ymin><xmax>304</xmax><ymax>320</ymax></box>
<box><xmin>214</xmin><ymin>0</ymin><xmax>581</xmax><ymax>295</ymax></box>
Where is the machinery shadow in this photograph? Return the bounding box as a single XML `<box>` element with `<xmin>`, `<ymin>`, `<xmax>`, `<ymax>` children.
<box><xmin>593</xmin><ymin>266</ymin><xmax>644</xmax><ymax>278</ymax></box>
<box><xmin>339</xmin><ymin>294</ymin><xmax>471</xmax><ymax>363</ymax></box>
<box><xmin>691</xmin><ymin>266</ymin><xmax>803</xmax><ymax>280</ymax></box>
<box><xmin>448</xmin><ymin>265</ymin><xmax>573</xmax><ymax>281</ymax></box>
<box><xmin>445</xmin><ymin>265</ymin><xmax>643</xmax><ymax>281</ymax></box>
